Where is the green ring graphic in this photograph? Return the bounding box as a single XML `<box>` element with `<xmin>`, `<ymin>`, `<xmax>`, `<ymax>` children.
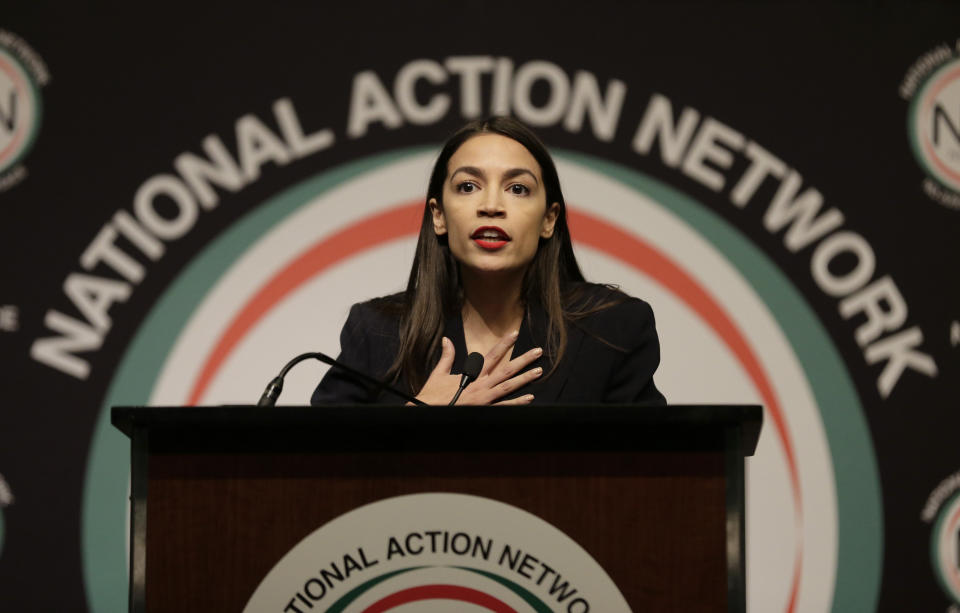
<box><xmin>0</xmin><ymin>46</ymin><xmax>44</xmax><ymax>175</ymax></box>
<box><xmin>82</xmin><ymin>147</ymin><xmax>882</xmax><ymax>613</ymax></box>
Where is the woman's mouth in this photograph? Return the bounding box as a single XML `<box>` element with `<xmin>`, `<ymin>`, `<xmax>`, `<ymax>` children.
<box><xmin>471</xmin><ymin>226</ymin><xmax>511</xmax><ymax>250</ymax></box>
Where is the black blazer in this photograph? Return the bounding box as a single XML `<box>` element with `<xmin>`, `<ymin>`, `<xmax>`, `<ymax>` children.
<box><xmin>311</xmin><ymin>287</ymin><xmax>666</xmax><ymax>405</ymax></box>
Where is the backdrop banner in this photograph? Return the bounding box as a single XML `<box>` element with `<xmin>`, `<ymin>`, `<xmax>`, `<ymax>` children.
<box><xmin>1</xmin><ymin>5</ymin><xmax>958</xmax><ymax>612</ymax></box>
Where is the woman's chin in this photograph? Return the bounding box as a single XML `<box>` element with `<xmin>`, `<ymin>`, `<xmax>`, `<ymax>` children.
<box><xmin>461</xmin><ymin>261</ymin><xmax>527</xmax><ymax>278</ymax></box>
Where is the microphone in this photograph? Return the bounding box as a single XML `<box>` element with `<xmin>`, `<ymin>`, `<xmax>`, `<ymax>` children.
<box><xmin>257</xmin><ymin>351</ymin><xmax>427</xmax><ymax>407</ymax></box>
<box><xmin>449</xmin><ymin>352</ymin><xmax>484</xmax><ymax>405</ymax></box>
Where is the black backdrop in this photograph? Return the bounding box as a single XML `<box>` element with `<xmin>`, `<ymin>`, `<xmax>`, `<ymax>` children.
<box><xmin>1</xmin><ymin>4</ymin><xmax>959</xmax><ymax>611</ymax></box>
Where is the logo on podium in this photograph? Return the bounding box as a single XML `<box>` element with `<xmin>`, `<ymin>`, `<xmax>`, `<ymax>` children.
<box><xmin>245</xmin><ymin>493</ymin><xmax>630</xmax><ymax>613</ymax></box>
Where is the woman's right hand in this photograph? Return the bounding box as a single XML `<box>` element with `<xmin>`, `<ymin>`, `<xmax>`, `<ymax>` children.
<box><xmin>414</xmin><ymin>330</ymin><xmax>543</xmax><ymax>405</ymax></box>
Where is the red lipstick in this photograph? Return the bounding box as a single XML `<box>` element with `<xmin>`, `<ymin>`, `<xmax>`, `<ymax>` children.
<box><xmin>471</xmin><ymin>226</ymin><xmax>511</xmax><ymax>250</ymax></box>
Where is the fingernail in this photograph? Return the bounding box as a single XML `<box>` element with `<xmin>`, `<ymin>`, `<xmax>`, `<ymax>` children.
<box><xmin>534</xmin><ymin>347</ymin><xmax>543</xmax><ymax>355</ymax></box>
<box><xmin>534</xmin><ymin>367</ymin><xmax>543</xmax><ymax>375</ymax></box>
<box><xmin>526</xmin><ymin>394</ymin><xmax>535</xmax><ymax>401</ymax></box>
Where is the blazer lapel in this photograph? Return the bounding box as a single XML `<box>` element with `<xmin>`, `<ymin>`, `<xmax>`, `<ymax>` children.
<box><xmin>517</xmin><ymin>303</ymin><xmax>585</xmax><ymax>402</ymax></box>
<box><xmin>444</xmin><ymin>312</ymin><xmax>467</xmax><ymax>376</ymax></box>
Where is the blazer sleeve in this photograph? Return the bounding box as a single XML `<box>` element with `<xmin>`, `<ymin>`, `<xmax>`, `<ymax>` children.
<box><xmin>310</xmin><ymin>303</ymin><xmax>384</xmax><ymax>405</ymax></box>
<box><xmin>599</xmin><ymin>298</ymin><xmax>667</xmax><ymax>405</ymax></box>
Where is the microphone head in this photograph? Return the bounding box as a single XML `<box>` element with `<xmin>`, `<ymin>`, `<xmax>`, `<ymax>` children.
<box><xmin>463</xmin><ymin>352</ymin><xmax>484</xmax><ymax>380</ymax></box>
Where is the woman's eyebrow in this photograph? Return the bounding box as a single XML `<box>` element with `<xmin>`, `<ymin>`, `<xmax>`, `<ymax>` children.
<box><xmin>450</xmin><ymin>166</ymin><xmax>485</xmax><ymax>181</ymax></box>
<box><xmin>449</xmin><ymin>166</ymin><xmax>539</xmax><ymax>186</ymax></box>
<box><xmin>502</xmin><ymin>168</ymin><xmax>539</xmax><ymax>186</ymax></box>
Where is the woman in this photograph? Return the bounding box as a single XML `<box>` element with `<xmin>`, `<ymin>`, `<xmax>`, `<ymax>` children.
<box><xmin>311</xmin><ymin>117</ymin><xmax>665</xmax><ymax>405</ymax></box>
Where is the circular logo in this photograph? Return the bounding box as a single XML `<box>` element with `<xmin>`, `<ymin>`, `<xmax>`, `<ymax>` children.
<box><xmin>81</xmin><ymin>149</ymin><xmax>881</xmax><ymax>613</ymax></box>
<box><xmin>0</xmin><ymin>44</ymin><xmax>42</xmax><ymax>175</ymax></box>
<box><xmin>931</xmin><ymin>491</ymin><xmax>960</xmax><ymax>604</ymax></box>
<box><xmin>908</xmin><ymin>56</ymin><xmax>960</xmax><ymax>194</ymax></box>
<box><xmin>244</xmin><ymin>493</ymin><xmax>630</xmax><ymax>612</ymax></box>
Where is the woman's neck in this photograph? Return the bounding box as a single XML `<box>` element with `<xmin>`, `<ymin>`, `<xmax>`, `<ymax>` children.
<box><xmin>460</xmin><ymin>269</ymin><xmax>525</xmax><ymax>353</ymax></box>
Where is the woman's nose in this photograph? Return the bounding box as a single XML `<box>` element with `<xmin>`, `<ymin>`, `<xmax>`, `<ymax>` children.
<box><xmin>477</xmin><ymin>192</ymin><xmax>505</xmax><ymax>217</ymax></box>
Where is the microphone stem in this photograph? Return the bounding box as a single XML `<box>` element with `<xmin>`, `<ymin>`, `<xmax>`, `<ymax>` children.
<box><xmin>449</xmin><ymin>382</ymin><xmax>468</xmax><ymax>406</ymax></box>
<box><xmin>265</xmin><ymin>352</ymin><xmax>427</xmax><ymax>406</ymax></box>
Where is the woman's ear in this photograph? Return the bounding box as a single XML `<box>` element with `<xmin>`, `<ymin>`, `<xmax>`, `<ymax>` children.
<box><xmin>429</xmin><ymin>198</ymin><xmax>446</xmax><ymax>235</ymax></box>
<box><xmin>540</xmin><ymin>202</ymin><xmax>560</xmax><ymax>238</ymax></box>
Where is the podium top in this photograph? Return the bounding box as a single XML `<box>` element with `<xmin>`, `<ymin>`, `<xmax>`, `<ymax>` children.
<box><xmin>112</xmin><ymin>404</ymin><xmax>762</xmax><ymax>456</ymax></box>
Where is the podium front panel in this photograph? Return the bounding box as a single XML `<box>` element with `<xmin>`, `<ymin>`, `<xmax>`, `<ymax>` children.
<box><xmin>114</xmin><ymin>404</ymin><xmax>760</xmax><ymax>612</ymax></box>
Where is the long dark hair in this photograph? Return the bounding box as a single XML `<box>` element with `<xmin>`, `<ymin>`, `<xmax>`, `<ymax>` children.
<box><xmin>388</xmin><ymin>116</ymin><xmax>614</xmax><ymax>392</ymax></box>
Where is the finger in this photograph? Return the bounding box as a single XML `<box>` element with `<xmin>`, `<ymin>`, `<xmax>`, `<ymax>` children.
<box><xmin>431</xmin><ymin>337</ymin><xmax>455</xmax><ymax>376</ymax></box>
<box><xmin>492</xmin><ymin>366</ymin><xmax>543</xmax><ymax>396</ymax></box>
<box><xmin>482</xmin><ymin>329</ymin><xmax>519</xmax><ymax>374</ymax></box>
<box><xmin>494</xmin><ymin>394</ymin><xmax>535</xmax><ymax>406</ymax></box>
<box><xmin>497</xmin><ymin>346</ymin><xmax>544</xmax><ymax>378</ymax></box>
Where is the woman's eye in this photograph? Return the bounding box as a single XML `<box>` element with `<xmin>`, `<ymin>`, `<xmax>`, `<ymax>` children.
<box><xmin>457</xmin><ymin>182</ymin><xmax>478</xmax><ymax>193</ymax></box>
<box><xmin>509</xmin><ymin>184</ymin><xmax>530</xmax><ymax>196</ymax></box>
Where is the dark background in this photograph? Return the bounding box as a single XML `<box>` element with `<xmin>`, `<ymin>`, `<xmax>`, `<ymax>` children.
<box><xmin>1</xmin><ymin>4</ymin><xmax>958</xmax><ymax>610</ymax></box>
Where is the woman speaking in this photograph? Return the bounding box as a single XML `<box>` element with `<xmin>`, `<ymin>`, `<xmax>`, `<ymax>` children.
<box><xmin>311</xmin><ymin>117</ymin><xmax>665</xmax><ymax>406</ymax></box>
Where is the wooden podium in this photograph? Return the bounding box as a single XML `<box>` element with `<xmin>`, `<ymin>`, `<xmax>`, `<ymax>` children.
<box><xmin>112</xmin><ymin>404</ymin><xmax>761</xmax><ymax>612</ymax></box>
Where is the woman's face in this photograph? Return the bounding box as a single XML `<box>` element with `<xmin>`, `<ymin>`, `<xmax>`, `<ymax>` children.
<box><xmin>430</xmin><ymin>133</ymin><xmax>559</xmax><ymax>277</ymax></box>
